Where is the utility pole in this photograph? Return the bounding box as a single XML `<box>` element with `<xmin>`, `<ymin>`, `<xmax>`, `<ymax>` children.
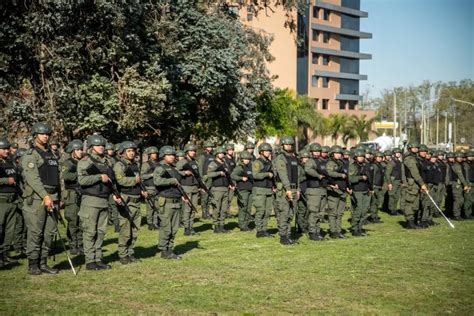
<box><xmin>393</xmin><ymin>91</ymin><xmax>397</xmax><ymax>146</ymax></box>
<box><xmin>436</xmin><ymin>109</ymin><xmax>439</xmax><ymax>149</ymax></box>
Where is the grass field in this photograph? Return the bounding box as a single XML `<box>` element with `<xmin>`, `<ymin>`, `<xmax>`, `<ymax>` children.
<box><xmin>1</xmin><ymin>206</ymin><xmax>474</xmax><ymax>315</ymax></box>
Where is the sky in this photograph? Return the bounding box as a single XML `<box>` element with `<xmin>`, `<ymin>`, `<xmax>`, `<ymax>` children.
<box><xmin>360</xmin><ymin>0</ymin><xmax>474</xmax><ymax>98</ymax></box>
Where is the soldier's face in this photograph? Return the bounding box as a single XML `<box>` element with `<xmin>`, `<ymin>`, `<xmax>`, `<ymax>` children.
<box><xmin>322</xmin><ymin>152</ymin><xmax>328</xmax><ymax>158</ymax></box>
<box><xmin>333</xmin><ymin>153</ymin><xmax>342</xmax><ymax>160</ymax></box>
<box><xmin>164</xmin><ymin>154</ymin><xmax>175</xmax><ymax>164</ymax></box>
<box><xmin>0</xmin><ymin>148</ymin><xmax>9</xmax><ymax>158</ymax></box>
<box><xmin>438</xmin><ymin>155</ymin><xmax>444</xmax><ymax>160</ymax></box>
<box><xmin>430</xmin><ymin>158</ymin><xmax>437</xmax><ymax>163</ymax></box>
<box><xmin>10</xmin><ymin>148</ymin><xmax>17</xmax><ymax>154</ymax></box>
<box><xmin>36</xmin><ymin>133</ymin><xmax>49</xmax><ymax>145</ymax></box>
<box><xmin>448</xmin><ymin>158</ymin><xmax>454</xmax><ymax>162</ymax></box>
<box><xmin>261</xmin><ymin>150</ymin><xmax>271</xmax><ymax>159</ymax></box>
<box><xmin>149</xmin><ymin>153</ymin><xmax>158</xmax><ymax>160</ymax></box>
<box><xmin>205</xmin><ymin>147</ymin><xmax>213</xmax><ymax>153</ymax></box>
<box><xmin>419</xmin><ymin>151</ymin><xmax>427</xmax><ymax>158</ymax></box>
<box><xmin>469</xmin><ymin>156</ymin><xmax>474</xmax><ymax>161</ymax></box>
<box><xmin>283</xmin><ymin>144</ymin><xmax>293</xmax><ymax>153</ymax></box>
<box><xmin>124</xmin><ymin>148</ymin><xmax>136</xmax><ymax>160</ymax></box>
<box><xmin>312</xmin><ymin>151</ymin><xmax>321</xmax><ymax>158</ymax></box>
<box><xmin>411</xmin><ymin>148</ymin><xmax>419</xmax><ymax>153</ymax></box>
<box><xmin>456</xmin><ymin>157</ymin><xmax>464</xmax><ymax>163</ymax></box>
<box><xmin>242</xmin><ymin>159</ymin><xmax>251</xmax><ymax>165</ymax></box>
<box><xmin>51</xmin><ymin>144</ymin><xmax>58</xmax><ymax>151</ymax></box>
<box><xmin>227</xmin><ymin>149</ymin><xmax>234</xmax><ymax>156</ymax></box>
<box><xmin>301</xmin><ymin>157</ymin><xmax>309</xmax><ymax>164</ymax></box>
<box><xmin>343</xmin><ymin>154</ymin><xmax>350</xmax><ymax>159</ymax></box>
<box><xmin>376</xmin><ymin>157</ymin><xmax>383</xmax><ymax>162</ymax></box>
<box><xmin>187</xmin><ymin>150</ymin><xmax>196</xmax><ymax>158</ymax></box>
<box><xmin>395</xmin><ymin>153</ymin><xmax>401</xmax><ymax>158</ymax></box>
<box><xmin>217</xmin><ymin>153</ymin><xmax>225</xmax><ymax>160</ymax></box>
<box><xmin>356</xmin><ymin>156</ymin><xmax>365</xmax><ymax>163</ymax></box>
<box><xmin>247</xmin><ymin>148</ymin><xmax>254</xmax><ymax>154</ymax></box>
<box><xmin>92</xmin><ymin>145</ymin><xmax>105</xmax><ymax>155</ymax></box>
<box><xmin>385</xmin><ymin>156</ymin><xmax>391</xmax><ymax>160</ymax></box>
<box><xmin>107</xmin><ymin>149</ymin><xmax>115</xmax><ymax>156</ymax></box>
<box><xmin>73</xmin><ymin>149</ymin><xmax>83</xmax><ymax>159</ymax></box>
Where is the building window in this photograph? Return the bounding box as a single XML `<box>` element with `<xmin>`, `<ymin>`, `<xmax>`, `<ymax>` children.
<box><xmin>312</xmin><ymin>53</ymin><xmax>319</xmax><ymax>64</ymax></box>
<box><xmin>312</xmin><ymin>31</ymin><xmax>319</xmax><ymax>42</ymax></box>
<box><xmin>323</xmin><ymin>9</ymin><xmax>330</xmax><ymax>21</ymax></box>
<box><xmin>322</xmin><ymin>55</ymin><xmax>329</xmax><ymax>65</ymax></box>
<box><xmin>322</xmin><ymin>99</ymin><xmax>329</xmax><ymax>110</ymax></box>
<box><xmin>321</xmin><ymin>77</ymin><xmax>329</xmax><ymax>88</ymax></box>
<box><xmin>339</xmin><ymin>100</ymin><xmax>347</xmax><ymax>110</ymax></box>
<box><xmin>313</xmin><ymin>7</ymin><xmax>321</xmax><ymax>18</ymax></box>
<box><xmin>311</xmin><ymin>76</ymin><xmax>318</xmax><ymax>87</ymax></box>
<box><xmin>314</xmin><ymin>98</ymin><xmax>319</xmax><ymax>109</ymax></box>
<box><xmin>246</xmin><ymin>5</ymin><xmax>253</xmax><ymax>21</ymax></box>
<box><xmin>348</xmin><ymin>101</ymin><xmax>357</xmax><ymax>110</ymax></box>
<box><xmin>322</xmin><ymin>32</ymin><xmax>330</xmax><ymax>43</ymax></box>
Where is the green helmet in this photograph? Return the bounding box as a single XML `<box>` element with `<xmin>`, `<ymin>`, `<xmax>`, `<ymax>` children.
<box><xmin>280</xmin><ymin>135</ymin><xmax>295</xmax><ymax>145</ymax></box>
<box><xmin>258</xmin><ymin>143</ymin><xmax>272</xmax><ymax>152</ymax></box>
<box><xmin>203</xmin><ymin>141</ymin><xmax>215</xmax><ymax>148</ymax></box>
<box><xmin>240</xmin><ymin>151</ymin><xmax>252</xmax><ymax>160</ymax></box>
<box><xmin>184</xmin><ymin>144</ymin><xmax>197</xmax><ymax>152</ymax></box>
<box><xmin>408</xmin><ymin>142</ymin><xmax>420</xmax><ymax>149</ymax></box>
<box><xmin>105</xmin><ymin>143</ymin><xmax>115</xmax><ymax>151</ymax></box>
<box><xmin>214</xmin><ymin>146</ymin><xmax>226</xmax><ymax>155</ymax></box>
<box><xmin>225</xmin><ymin>143</ymin><xmax>235</xmax><ymax>150</ymax></box>
<box><xmin>159</xmin><ymin>145</ymin><xmax>176</xmax><ymax>158</ymax></box>
<box><xmin>355</xmin><ymin>149</ymin><xmax>366</xmax><ymax>157</ymax></box>
<box><xmin>176</xmin><ymin>150</ymin><xmax>185</xmax><ymax>158</ymax></box>
<box><xmin>321</xmin><ymin>146</ymin><xmax>330</xmax><ymax>153</ymax></box>
<box><xmin>330</xmin><ymin>145</ymin><xmax>343</xmax><ymax>154</ymax></box>
<box><xmin>88</xmin><ymin>134</ymin><xmax>107</xmax><ymax>148</ymax></box>
<box><xmin>309</xmin><ymin>143</ymin><xmax>322</xmax><ymax>152</ymax></box>
<box><xmin>343</xmin><ymin>149</ymin><xmax>351</xmax><ymax>156</ymax></box>
<box><xmin>365</xmin><ymin>148</ymin><xmax>373</xmax><ymax>154</ymax></box>
<box><xmin>446</xmin><ymin>152</ymin><xmax>454</xmax><ymax>158</ymax></box>
<box><xmin>49</xmin><ymin>139</ymin><xmax>59</xmax><ymax>146</ymax></box>
<box><xmin>299</xmin><ymin>150</ymin><xmax>310</xmax><ymax>158</ymax></box>
<box><xmin>374</xmin><ymin>152</ymin><xmax>384</xmax><ymax>157</ymax></box>
<box><xmin>119</xmin><ymin>141</ymin><xmax>137</xmax><ymax>154</ymax></box>
<box><xmin>0</xmin><ymin>138</ymin><xmax>11</xmax><ymax>149</ymax></box>
<box><xmin>393</xmin><ymin>148</ymin><xmax>402</xmax><ymax>154</ymax></box>
<box><xmin>455</xmin><ymin>151</ymin><xmax>465</xmax><ymax>158</ymax></box>
<box><xmin>383</xmin><ymin>150</ymin><xmax>392</xmax><ymax>156</ymax></box>
<box><xmin>69</xmin><ymin>139</ymin><xmax>83</xmax><ymax>151</ymax></box>
<box><xmin>145</xmin><ymin>146</ymin><xmax>159</xmax><ymax>155</ymax></box>
<box><xmin>10</xmin><ymin>142</ymin><xmax>18</xmax><ymax>149</ymax></box>
<box><xmin>244</xmin><ymin>142</ymin><xmax>255</xmax><ymax>149</ymax></box>
<box><xmin>419</xmin><ymin>144</ymin><xmax>428</xmax><ymax>152</ymax></box>
<box><xmin>31</xmin><ymin>122</ymin><xmax>52</xmax><ymax>135</ymax></box>
<box><xmin>15</xmin><ymin>148</ymin><xmax>27</xmax><ymax>159</ymax></box>
<box><xmin>467</xmin><ymin>150</ymin><xmax>474</xmax><ymax>157</ymax></box>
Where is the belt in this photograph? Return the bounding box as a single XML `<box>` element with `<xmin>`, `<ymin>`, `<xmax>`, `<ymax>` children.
<box><xmin>45</xmin><ymin>186</ymin><xmax>59</xmax><ymax>194</ymax></box>
<box><xmin>289</xmin><ymin>184</ymin><xmax>297</xmax><ymax>189</ymax></box>
<box><xmin>126</xmin><ymin>196</ymin><xmax>142</xmax><ymax>203</ymax></box>
<box><xmin>0</xmin><ymin>194</ymin><xmax>17</xmax><ymax>203</ymax></box>
<box><xmin>165</xmin><ymin>198</ymin><xmax>181</xmax><ymax>203</ymax></box>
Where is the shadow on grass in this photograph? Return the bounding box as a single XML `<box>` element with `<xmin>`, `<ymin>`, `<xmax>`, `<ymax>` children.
<box><xmin>52</xmin><ymin>252</ymin><xmax>85</xmax><ymax>272</ymax></box>
<box><xmin>194</xmin><ymin>223</ymin><xmax>213</xmax><ymax>233</ymax></box>
<box><xmin>103</xmin><ymin>237</ymin><xmax>118</xmax><ymax>247</ymax></box>
<box><xmin>174</xmin><ymin>240</ymin><xmax>202</xmax><ymax>255</ymax></box>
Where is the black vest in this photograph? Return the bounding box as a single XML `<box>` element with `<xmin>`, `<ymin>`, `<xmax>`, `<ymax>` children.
<box><xmin>157</xmin><ymin>163</ymin><xmax>181</xmax><ymax>198</ymax></box>
<box><xmin>391</xmin><ymin>159</ymin><xmax>402</xmax><ymax>180</ymax></box>
<box><xmin>237</xmin><ymin>164</ymin><xmax>253</xmax><ymax>191</ymax></box>
<box><xmin>64</xmin><ymin>157</ymin><xmax>79</xmax><ymax>190</ymax></box>
<box><xmin>437</xmin><ymin>161</ymin><xmax>447</xmax><ymax>182</ymax></box>
<box><xmin>81</xmin><ymin>156</ymin><xmax>114</xmax><ymax>198</ymax></box>
<box><xmin>202</xmin><ymin>153</ymin><xmax>214</xmax><ymax>175</ymax></box>
<box><xmin>225</xmin><ymin>156</ymin><xmax>236</xmax><ymax>173</ymax></box>
<box><xmin>352</xmin><ymin>162</ymin><xmax>369</xmax><ymax>192</ymax></box>
<box><xmin>468</xmin><ymin>161</ymin><xmax>474</xmax><ymax>182</ymax></box>
<box><xmin>253</xmin><ymin>157</ymin><xmax>274</xmax><ymax>189</ymax></box>
<box><xmin>448</xmin><ymin>163</ymin><xmax>458</xmax><ymax>182</ymax></box>
<box><xmin>404</xmin><ymin>153</ymin><xmax>421</xmax><ymax>180</ymax></box>
<box><xmin>425</xmin><ymin>161</ymin><xmax>442</xmax><ymax>184</ymax></box>
<box><xmin>306</xmin><ymin>158</ymin><xmax>322</xmax><ymax>188</ymax></box>
<box><xmin>0</xmin><ymin>159</ymin><xmax>18</xmax><ymax>194</ymax></box>
<box><xmin>143</xmin><ymin>160</ymin><xmax>159</xmax><ymax>187</ymax></box>
<box><xmin>212</xmin><ymin>160</ymin><xmax>230</xmax><ymax>187</ymax></box>
<box><xmin>317</xmin><ymin>158</ymin><xmax>329</xmax><ymax>187</ymax></box>
<box><xmin>276</xmin><ymin>153</ymin><xmax>298</xmax><ymax>187</ymax></box>
<box><xmin>34</xmin><ymin>147</ymin><xmax>60</xmax><ymax>189</ymax></box>
<box><xmin>373</xmin><ymin>162</ymin><xmax>385</xmax><ymax>187</ymax></box>
<box><xmin>332</xmin><ymin>159</ymin><xmax>348</xmax><ymax>191</ymax></box>
<box><xmin>118</xmin><ymin>160</ymin><xmax>141</xmax><ymax>196</ymax></box>
<box><xmin>181</xmin><ymin>158</ymin><xmax>199</xmax><ymax>186</ymax></box>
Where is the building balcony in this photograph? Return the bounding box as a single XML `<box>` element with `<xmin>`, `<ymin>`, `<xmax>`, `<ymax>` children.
<box><xmin>313</xmin><ymin>70</ymin><xmax>368</xmax><ymax>81</ymax></box>
<box><xmin>336</xmin><ymin>94</ymin><xmax>363</xmax><ymax>101</ymax></box>
<box><xmin>312</xmin><ymin>23</ymin><xmax>372</xmax><ymax>39</ymax></box>
<box><xmin>311</xmin><ymin>47</ymin><xmax>372</xmax><ymax>60</ymax></box>
<box><xmin>314</xmin><ymin>1</ymin><xmax>369</xmax><ymax>18</ymax></box>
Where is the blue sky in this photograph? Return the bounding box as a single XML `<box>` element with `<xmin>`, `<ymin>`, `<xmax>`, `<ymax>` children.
<box><xmin>360</xmin><ymin>0</ymin><xmax>473</xmax><ymax>98</ymax></box>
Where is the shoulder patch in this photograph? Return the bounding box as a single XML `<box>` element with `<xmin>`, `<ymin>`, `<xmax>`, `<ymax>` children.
<box><xmin>27</xmin><ymin>162</ymin><xmax>35</xmax><ymax>169</ymax></box>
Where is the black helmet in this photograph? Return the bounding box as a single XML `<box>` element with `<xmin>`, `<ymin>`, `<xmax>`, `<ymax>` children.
<box><xmin>31</xmin><ymin>122</ymin><xmax>52</xmax><ymax>135</ymax></box>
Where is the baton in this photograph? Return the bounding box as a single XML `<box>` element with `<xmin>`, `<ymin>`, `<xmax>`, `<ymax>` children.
<box><xmin>425</xmin><ymin>191</ymin><xmax>455</xmax><ymax>229</ymax></box>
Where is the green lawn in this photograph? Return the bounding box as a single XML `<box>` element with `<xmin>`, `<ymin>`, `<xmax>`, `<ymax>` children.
<box><xmin>1</xmin><ymin>207</ymin><xmax>473</xmax><ymax>315</ymax></box>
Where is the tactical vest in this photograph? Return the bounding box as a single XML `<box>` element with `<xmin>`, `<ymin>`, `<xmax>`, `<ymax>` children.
<box><xmin>202</xmin><ymin>153</ymin><xmax>214</xmax><ymax>175</ymax></box>
<box><xmin>181</xmin><ymin>159</ymin><xmax>199</xmax><ymax>186</ymax></box>
<box><xmin>299</xmin><ymin>165</ymin><xmax>307</xmax><ymax>193</ymax></box>
<box><xmin>437</xmin><ymin>161</ymin><xmax>447</xmax><ymax>182</ymax></box>
<box><xmin>157</xmin><ymin>163</ymin><xmax>181</xmax><ymax>198</ymax></box>
<box><xmin>448</xmin><ymin>163</ymin><xmax>458</xmax><ymax>182</ymax></box>
<box><xmin>419</xmin><ymin>159</ymin><xmax>431</xmax><ymax>183</ymax></box>
<box><xmin>317</xmin><ymin>158</ymin><xmax>329</xmax><ymax>187</ymax></box>
<box><xmin>426</xmin><ymin>162</ymin><xmax>442</xmax><ymax>184</ymax></box>
<box><xmin>118</xmin><ymin>160</ymin><xmax>141</xmax><ymax>196</ymax></box>
<box><xmin>352</xmin><ymin>162</ymin><xmax>369</xmax><ymax>192</ymax></box>
<box><xmin>237</xmin><ymin>164</ymin><xmax>253</xmax><ymax>191</ymax></box>
<box><xmin>143</xmin><ymin>160</ymin><xmax>159</xmax><ymax>187</ymax></box>
<box><xmin>34</xmin><ymin>147</ymin><xmax>60</xmax><ymax>191</ymax></box>
<box><xmin>64</xmin><ymin>157</ymin><xmax>79</xmax><ymax>190</ymax></box>
<box><xmin>391</xmin><ymin>159</ymin><xmax>402</xmax><ymax>180</ymax></box>
<box><xmin>332</xmin><ymin>159</ymin><xmax>348</xmax><ymax>191</ymax></box>
<box><xmin>276</xmin><ymin>153</ymin><xmax>298</xmax><ymax>187</ymax></box>
<box><xmin>0</xmin><ymin>159</ymin><xmax>18</xmax><ymax>194</ymax></box>
<box><xmin>306</xmin><ymin>158</ymin><xmax>322</xmax><ymax>188</ymax></box>
<box><xmin>403</xmin><ymin>153</ymin><xmax>421</xmax><ymax>180</ymax></box>
<box><xmin>468</xmin><ymin>161</ymin><xmax>474</xmax><ymax>182</ymax></box>
<box><xmin>253</xmin><ymin>158</ymin><xmax>274</xmax><ymax>189</ymax></box>
<box><xmin>373</xmin><ymin>162</ymin><xmax>385</xmax><ymax>187</ymax></box>
<box><xmin>81</xmin><ymin>155</ymin><xmax>114</xmax><ymax>198</ymax></box>
<box><xmin>212</xmin><ymin>161</ymin><xmax>230</xmax><ymax>188</ymax></box>
<box><xmin>225</xmin><ymin>156</ymin><xmax>236</xmax><ymax>173</ymax></box>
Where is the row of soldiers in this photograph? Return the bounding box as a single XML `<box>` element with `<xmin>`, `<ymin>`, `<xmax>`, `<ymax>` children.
<box><xmin>0</xmin><ymin>122</ymin><xmax>473</xmax><ymax>274</ymax></box>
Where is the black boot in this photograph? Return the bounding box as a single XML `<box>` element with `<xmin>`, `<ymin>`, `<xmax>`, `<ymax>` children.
<box><xmin>279</xmin><ymin>236</ymin><xmax>292</xmax><ymax>245</ymax></box>
<box><xmin>406</xmin><ymin>220</ymin><xmax>419</xmax><ymax>229</ymax></box>
<box><xmin>28</xmin><ymin>259</ymin><xmax>42</xmax><ymax>275</ymax></box>
<box><xmin>184</xmin><ymin>228</ymin><xmax>191</xmax><ymax>236</ymax></box>
<box><xmin>86</xmin><ymin>262</ymin><xmax>100</xmax><ymax>271</ymax></box>
<box><xmin>39</xmin><ymin>258</ymin><xmax>59</xmax><ymax>274</ymax></box>
<box><xmin>120</xmin><ymin>257</ymin><xmax>131</xmax><ymax>265</ymax></box>
<box><xmin>220</xmin><ymin>225</ymin><xmax>229</xmax><ymax>233</ymax></box>
<box><xmin>256</xmin><ymin>231</ymin><xmax>266</xmax><ymax>238</ymax></box>
<box><xmin>148</xmin><ymin>224</ymin><xmax>154</xmax><ymax>231</ymax></box>
<box><xmin>351</xmin><ymin>230</ymin><xmax>362</xmax><ymax>237</ymax></box>
<box><xmin>96</xmin><ymin>260</ymin><xmax>112</xmax><ymax>270</ymax></box>
<box><xmin>308</xmin><ymin>233</ymin><xmax>319</xmax><ymax>241</ymax></box>
<box><xmin>3</xmin><ymin>253</ymin><xmax>18</xmax><ymax>264</ymax></box>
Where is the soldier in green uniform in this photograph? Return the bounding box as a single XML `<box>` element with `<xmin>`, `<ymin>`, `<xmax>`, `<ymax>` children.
<box><xmin>421</xmin><ymin>153</ymin><xmax>443</xmax><ymax>226</ymax></box>
<box><xmin>231</xmin><ymin>151</ymin><xmax>254</xmax><ymax>231</ymax></box>
<box><xmin>349</xmin><ymin>149</ymin><xmax>371</xmax><ymax>236</ymax></box>
<box><xmin>141</xmin><ymin>146</ymin><xmax>160</xmax><ymax>230</ymax></box>
<box><xmin>225</xmin><ymin>144</ymin><xmax>237</xmax><ymax>218</ymax></box>
<box><xmin>326</xmin><ymin>146</ymin><xmax>349</xmax><ymax>239</ymax></box>
<box><xmin>0</xmin><ymin>138</ymin><xmax>20</xmax><ymax>269</ymax></box>
<box><xmin>176</xmin><ymin>144</ymin><xmax>200</xmax><ymax>236</ymax></box>
<box><xmin>61</xmin><ymin>139</ymin><xmax>84</xmax><ymax>255</ymax></box>
<box><xmin>21</xmin><ymin>123</ymin><xmax>60</xmax><ymax>275</ymax></box>
<box><xmin>105</xmin><ymin>142</ymin><xmax>120</xmax><ymax>232</ymax></box>
<box><xmin>305</xmin><ymin>143</ymin><xmax>327</xmax><ymax>241</ymax></box>
<box><xmin>12</xmin><ymin>148</ymin><xmax>27</xmax><ymax>256</ymax></box>
<box><xmin>197</xmin><ymin>141</ymin><xmax>215</xmax><ymax>219</ymax></box>
<box><xmin>207</xmin><ymin>147</ymin><xmax>233</xmax><ymax>233</ymax></box>
<box><xmin>252</xmin><ymin>143</ymin><xmax>275</xmax><ymax>238</ymax></box>
<box><xmin>296</xmin><ymin>151</ymin><xmax>309</xmax><ymax>234</ymax></box>
<box><xmin>49</xmin><ymin>139</ymin><xmax>61</xmax><ymax>159</ymax></box>
<box><xmin>113</xmin><ymin>141</ymin><xmax>146</xmax><ymax>264</ymax></box>
<box><xmin>78</xmin><ymin>134</ymin><xmax>117</xmax><ymax>270</ymax></box>
<box><xmin>447</xmin><ymin>152</ymin><xmax>470</xmax><ymax>220</ymax></box>
<box><xmin>402</xmin><ymin>143</ymin><xmax>428</xmax><ymax>229</ymax></box>
<box><xmin>153</xmin><ymin>146</ymin><xmax>185</xmax><ymax>259</ymax></box>
<box><xmin>464</xmin><ymin>151</ymin><xmax>474</xmax><ymax>219</ymax></box>
<box><xmin>9</xmin><ymin>142</ymin><xmax>18</xmax><ymax>157</ymax></box>
<box><xmin>273</xmin><ymin>136</ymin><xmax>300</xmax><ymax>245</ymax></box>
<box><xmin>435</xmin><ymin>150</ymin><xmax>448</xmax><ymax>217</ymax></box>
<box><xmin>368</xmin><ymin>152</ymin><xmax>384</xmax><ymax>223</ymax></box>
<box><xmin>244</xmin><ymin>142</ymin><xmax>257</xmax><ymax>161</ymax></box>
<box><xmin>385</xmin><ymin>148</ymin><xmax>403</xmax><ymax>216</ymax></box>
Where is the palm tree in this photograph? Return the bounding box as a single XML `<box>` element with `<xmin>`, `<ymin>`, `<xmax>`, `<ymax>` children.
<box><xmin>290</xmin><ymin>94</ymin><xmax>325</xmax><ymax>147</ymax></box>
<box><xmin>327</xmin><ymin>113</ymin><xmax>352</xmax><ymax>145</ymax></box>
<box><xmin>348</xmin><ymin>114</ymin><xmax>377</xmax><ymax>142</ymax></box>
